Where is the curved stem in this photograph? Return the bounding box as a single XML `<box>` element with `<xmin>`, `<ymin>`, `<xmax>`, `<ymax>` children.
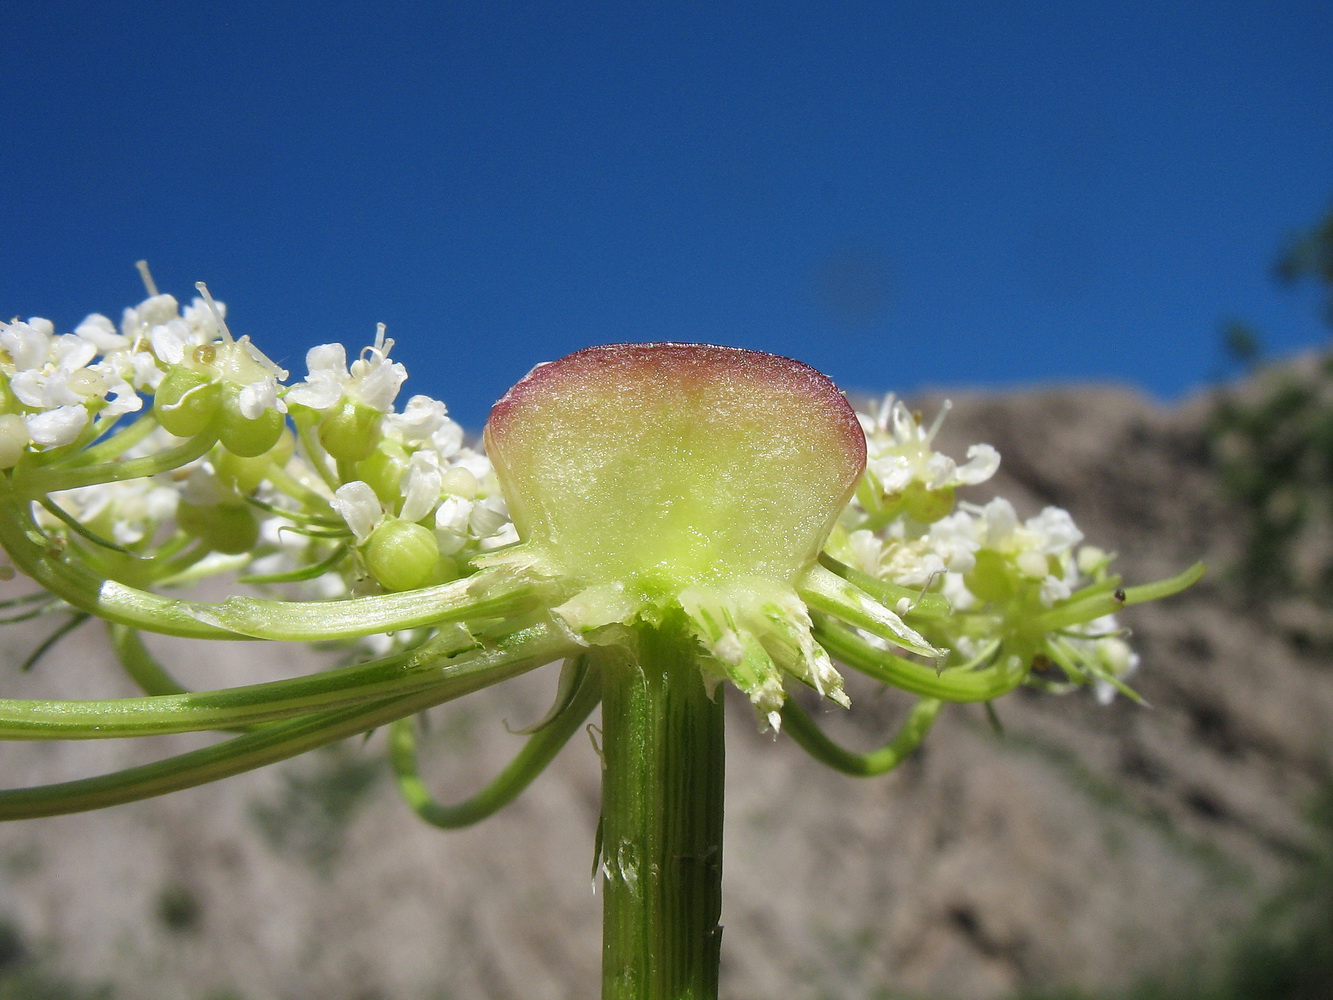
<box><xmin>0</xmin><ymin>492</ymin><xmax>241</xmax><ymax>640</ymax></box>
<box><xmin>390</xmin><ymin>655</ymin><xmax>601</xmax><ymax>828</ymax></box>
<box><xmin>780</xmin><ymin>696</ymin><xmax>942</xmax><ymax>776</ymax></box>
<box><xmin>109</xmin><ymin>623</ymin><xmax>270</xmax><ymax>734</ymax></box>
<box><xmin>21</xmin><ymin>612</ymin><xmax>90</xmax><ymax>672</ymax></box>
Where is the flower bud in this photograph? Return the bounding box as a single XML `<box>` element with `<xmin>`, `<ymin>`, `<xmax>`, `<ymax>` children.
<box><xmin>0</xmin><ymin>414</ymin><xmax>28</xmax><ymax>469</ymax></box>
<box><xmin>964</xmin><ymin>548</ymin><xmax>1017</xmax><ymax>602</ymax></box>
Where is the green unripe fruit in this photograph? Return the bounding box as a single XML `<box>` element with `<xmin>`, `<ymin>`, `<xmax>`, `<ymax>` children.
<box><xmin>177</xmin><ymin>501</ymin><xmax>260</xmax><ymax>555</ymax></box>
<box><xmin>319</xmin><ymin>400</ymin><xmax>382</xmax><ymax>463</ymax></box>
<box><xmin>964</xmin><ymin>548</ymin><xmax>1017</xmax><ymax>602</ymax></box>
<box><xmin>355</xmin><ymin>443</ymin><xmax>410</xmax><ymax>506</ymax></box>
<box><xmin>216</xmin><ymin>428</ymin><xmax>296</xmax><ymax>493</ymax></box>
<box><xmin>154</xmin><ymin>368</ymin><xmax>221</xmax><ymax>437</ymax></box>
<box><xmin>364</xmin><ymin>519</ymin><xmax>440</xmax><ymax>592</ymax></box>
<box><xmin>217</xmin><ymin>393</ymin><xmax>286</xmax><ymax>458</ymax></box>
<box><xmin>902</xmin><ymin>482</ymin><xmax>955</xmax><ymax>524</ymax></box>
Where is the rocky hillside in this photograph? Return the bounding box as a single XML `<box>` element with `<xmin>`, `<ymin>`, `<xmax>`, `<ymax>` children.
<box><xmin>1</xmin><ymin>378</ymin><xmax>1329</xmax><ymax>1000</ymax></box>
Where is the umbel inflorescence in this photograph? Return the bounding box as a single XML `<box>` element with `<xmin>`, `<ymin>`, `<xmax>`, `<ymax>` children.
<box><xmin>0</xmin><ymin>274</ymin><xmax>1200</xmax><ymax>819</ymax></box>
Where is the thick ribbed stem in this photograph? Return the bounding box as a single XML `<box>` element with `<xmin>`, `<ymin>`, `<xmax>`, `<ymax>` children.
<box><xmin>599</xmin><ymin>624</ymin><xmax>725</xmax><ymax>1000</ymax></box>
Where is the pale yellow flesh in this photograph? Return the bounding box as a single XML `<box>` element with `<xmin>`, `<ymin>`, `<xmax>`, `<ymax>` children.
<box><xmin>485</xmin><ymin>344</ymin><xmax>864</xmax><ymax>596</ymax></box>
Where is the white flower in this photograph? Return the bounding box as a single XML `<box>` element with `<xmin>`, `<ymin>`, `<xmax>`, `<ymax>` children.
<box><xmin>120</xmin><ymin>294</ymin><xmax>182</xmax><ymax>339</ymax></box>
<box><xmin>287</xmin><ymin>325</ymin><xmax>406</xmax><ymax>413</ymax></box>
<box><xmin>859</xmin><ymin>395</ymin><xmax>1000</xmax><ymax>495</ymax></box>
<box><xmin>74</xmin><ymin>314</ymin><xmax>129</xmax><ymax>354</ymax></box>
<box><xmin>330</xmin><ymin>481</ymin><xmax>383</xmax><ymax>542</ymax></box>
<box><xmin>1092</xmin><ymin>635</ymin><xmax>1140</xmax><ymax>705</ymax></box>
<box><xmin>966</xmin><ymin>498</ymin><xmax>1085</xmax><ymax>605</ymax></box>
<box><xmin>238</xmin><ymin>376</ymin><xmax>283</xmax><ymax>419</ymax></box>
<box><xmin>399</xmin><ymin>451</ymin><xmax>443</xmax><ymax>524</ymax></box>
<box><xmin>845</xmin><ymin>507</ymin><xmax>981</xmax><ymax>590</ymax></box>
<box><xmin>148</xmin><ymin>318</ymin><xmax>204</xmax><ymax>366</ymax></box>
<box><xmin>25</xmin><ymin>407</ymin><xmax>87</xmax><ymax>448</ymax></box>
<box><xmin>384</xmin><ymin>394</ymin><xmax>450</xmax><ymax>443</ymax></box>
<box><xmin>0</xmin><ymin>318</ymin><xmax>143</xmax><ymax>449</ymax></box>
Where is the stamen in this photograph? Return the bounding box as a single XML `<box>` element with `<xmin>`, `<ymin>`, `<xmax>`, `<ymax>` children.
<box><xmin>194</xmin><ymin>282</ymin><xmax>234</xmax><ymax>344</ymax></box>
<box><xmin>924</xmin><ymin>399</ymin><xmax>953</xmax><ymax>443</ymax></box>
<box><xmin>135</xmin><ymin>260</ymin><xmax>159</xmax><ymax>297</ymax></box>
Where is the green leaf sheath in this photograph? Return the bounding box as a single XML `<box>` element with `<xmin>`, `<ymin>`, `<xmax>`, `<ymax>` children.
<box><xmin>390</xmin><ymin>655</ymin><xmax>602</xmax><ymax>828</ymax></box>
<box><xmin>813</xmin><ymin>620</ymin><xmax>1028</xmax><ymax>702</ymax></box>
<box><xmin>182</xmin><ymin>568</ymin><xmax>549</xmax><ymax>641</ymax></box>
<box><xmin>0</xmin><ymin>619</ymin><xmax>578</xmax><ymax>739</ymax></box>
<box><xmin>780</xmin><ymin>696</ymin><xmax>942</xmax><ymax>776</ymax></box>
<box><xmin>0</xmin><ymin>617</ymin><xmax>580</xmax><ymax>820</ymax></box>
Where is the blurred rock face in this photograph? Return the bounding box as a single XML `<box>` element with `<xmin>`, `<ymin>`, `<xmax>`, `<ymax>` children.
<box><xmin>1</xmin><ymin>381</ymin><xmax>1328</xmax><ymax>1000</ymax></box>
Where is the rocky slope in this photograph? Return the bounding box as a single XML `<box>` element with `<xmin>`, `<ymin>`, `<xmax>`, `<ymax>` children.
<box><xmin>1</xmin><ymin>380</ymin><xmax>1329</xmax><ymax>1000</ymax></box>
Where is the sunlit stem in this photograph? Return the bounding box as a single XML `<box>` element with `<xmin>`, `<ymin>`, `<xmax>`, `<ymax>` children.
<box><xmin>599</xmin><ymin>621</ymin><xmax>724</xmax><ymax>1000</ymax></box>
<box><xmin>0</xmin><ymin>493</ymin><xmax>240</xmax><ymax>639</ymax></box>
<box><xmin>0</xmin><ymin>628</ymin><xmax>483</xmax><ymax>738</ymax></box>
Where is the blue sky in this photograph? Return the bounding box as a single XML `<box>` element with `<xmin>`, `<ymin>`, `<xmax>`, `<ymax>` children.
<box><xmin>2</xmin><ymin>2</ymin><xmax>1330</xmax><ymax>428</ymax></box>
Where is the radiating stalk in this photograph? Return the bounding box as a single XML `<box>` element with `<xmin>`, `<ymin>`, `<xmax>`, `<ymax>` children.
<box><xmin>599</xmin><ymin>622</ymin><xmax>725</xmax><ymax>1000</ymax></box>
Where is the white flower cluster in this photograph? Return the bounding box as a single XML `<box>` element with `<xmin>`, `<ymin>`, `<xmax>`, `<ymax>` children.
<box><xmin>3</xmin><ymin>287</ymin><xmax>516</xmax><ymax>606</ymax></box>
<box><xmin>0</xmin><ymin>314</ymin><xmax>150</xmax><ymax>460</ymax></box>
<box><xmin>854</xmin><ymin>395</ymin><xmax>999</xmax><ymax>524</ymax></box>
<box><xmin>1</xmin><ymin>287</ymin><xmax>1147</xmax><ymax>702</ymax></box>
<box><xmin>839</xmin><ymin>395</ymin><xmax>1139</xmax><ymax>702</ymax></box>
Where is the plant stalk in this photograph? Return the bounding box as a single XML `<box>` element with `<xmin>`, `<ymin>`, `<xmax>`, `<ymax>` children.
<box><xmin>599</xmin><ymin>622</ymin><xmax>725</xmax><ymax>1000</ymax></box>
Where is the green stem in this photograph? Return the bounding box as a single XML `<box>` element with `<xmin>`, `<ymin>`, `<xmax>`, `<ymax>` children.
<box><xmin>599</xmin><ymin>622</ymin><xmax>724</xmax><ymax>1000</ymax></box>
<box><xmin>389</xmin><ymin>655</ymin><xmax>602</xmax><ymax>828</ymax></box>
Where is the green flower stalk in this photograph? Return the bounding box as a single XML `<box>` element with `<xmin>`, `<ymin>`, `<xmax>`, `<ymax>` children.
<box><xmin>0</xmin><ymin>273</ymin><xmax>1202</xmax><ymax>999</ymax></box>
